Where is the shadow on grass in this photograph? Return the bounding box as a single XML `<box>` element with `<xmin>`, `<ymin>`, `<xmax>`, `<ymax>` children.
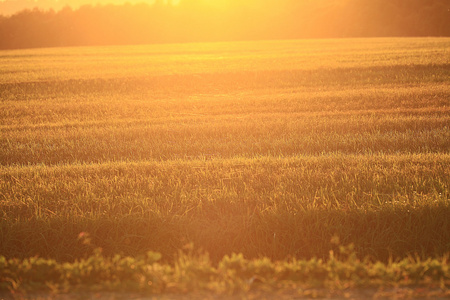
<box><xmin>1</xmin><ymin>203</ymin><xmax>448</xmax><ymax>263</ymax></box>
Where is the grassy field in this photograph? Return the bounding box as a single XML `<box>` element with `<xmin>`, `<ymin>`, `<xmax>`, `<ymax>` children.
<box><xmin>0</xmin><ymin>37</ymin><xmax>449</xmax><ymax>296</ymax></box>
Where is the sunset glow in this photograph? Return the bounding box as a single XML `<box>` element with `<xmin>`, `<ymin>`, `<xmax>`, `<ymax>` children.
<box><xmin>1</xmin><ymin>0</ymin><xmax>449</xmax><ymax>296</ymax></box>
<box><xmin>0</xmin><ymin>0</ymin><xmax>236</xmax><ymax>15</ymax></box>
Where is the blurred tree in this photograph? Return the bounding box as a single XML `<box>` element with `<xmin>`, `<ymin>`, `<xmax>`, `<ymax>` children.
<box><xmin>0</xmin><ymin>0</ymin><xmax>448</xmax><ymax>49</ymax></box>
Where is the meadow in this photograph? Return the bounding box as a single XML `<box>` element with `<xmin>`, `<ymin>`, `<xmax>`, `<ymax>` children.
<box><xmin>0</xmin><ymin>38</ymin><xmax>449</xmax><ymax>296</ymax></box>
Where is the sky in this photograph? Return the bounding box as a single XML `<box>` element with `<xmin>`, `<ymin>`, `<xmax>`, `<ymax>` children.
<box><xmin>0</xmin><ymin>0</ymin><xmax>177</xmax><ymax>15</ymax></box>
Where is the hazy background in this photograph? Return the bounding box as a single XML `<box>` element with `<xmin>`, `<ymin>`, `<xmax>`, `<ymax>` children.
<box><xmin>1</xmin><ymin>0</ymin><xmax>449</xmax><ymax>49</ymax></box>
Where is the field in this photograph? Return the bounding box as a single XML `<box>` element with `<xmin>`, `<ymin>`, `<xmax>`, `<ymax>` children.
<box><xmin>0</xmin><ymin>38</ymin><xmax>449</xmax><ymax>297</ymax></box>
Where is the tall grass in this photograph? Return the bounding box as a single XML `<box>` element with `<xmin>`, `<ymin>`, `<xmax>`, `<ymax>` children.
<box><xmin>1</xmin><ymin>154</ymin><xmax>449</xmax><ymax>262</ymax></box>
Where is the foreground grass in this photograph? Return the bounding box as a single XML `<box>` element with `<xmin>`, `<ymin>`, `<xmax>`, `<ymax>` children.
<box><xmin>1</xmin><ymin>242</ymin><xmax>449</xmax><ymax>298</ymax></box>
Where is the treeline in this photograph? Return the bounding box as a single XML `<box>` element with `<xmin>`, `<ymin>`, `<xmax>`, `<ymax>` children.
<box><xmin>0</xmin><ymin>0</ymin><xmax>449</xmax><ymax>49</ymax></box>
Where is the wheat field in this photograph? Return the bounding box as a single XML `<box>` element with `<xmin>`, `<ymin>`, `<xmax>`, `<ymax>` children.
<box><xmin>0</xmin><ymin>38</ymin><xmax>449</xmax><ymax>267</ymax></box>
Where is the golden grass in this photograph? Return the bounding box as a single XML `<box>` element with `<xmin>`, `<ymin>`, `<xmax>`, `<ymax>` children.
<box><xmin>0</xmin><ymin>38</ymin><xmax>449</xmax><ymax>265</ymax></box>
